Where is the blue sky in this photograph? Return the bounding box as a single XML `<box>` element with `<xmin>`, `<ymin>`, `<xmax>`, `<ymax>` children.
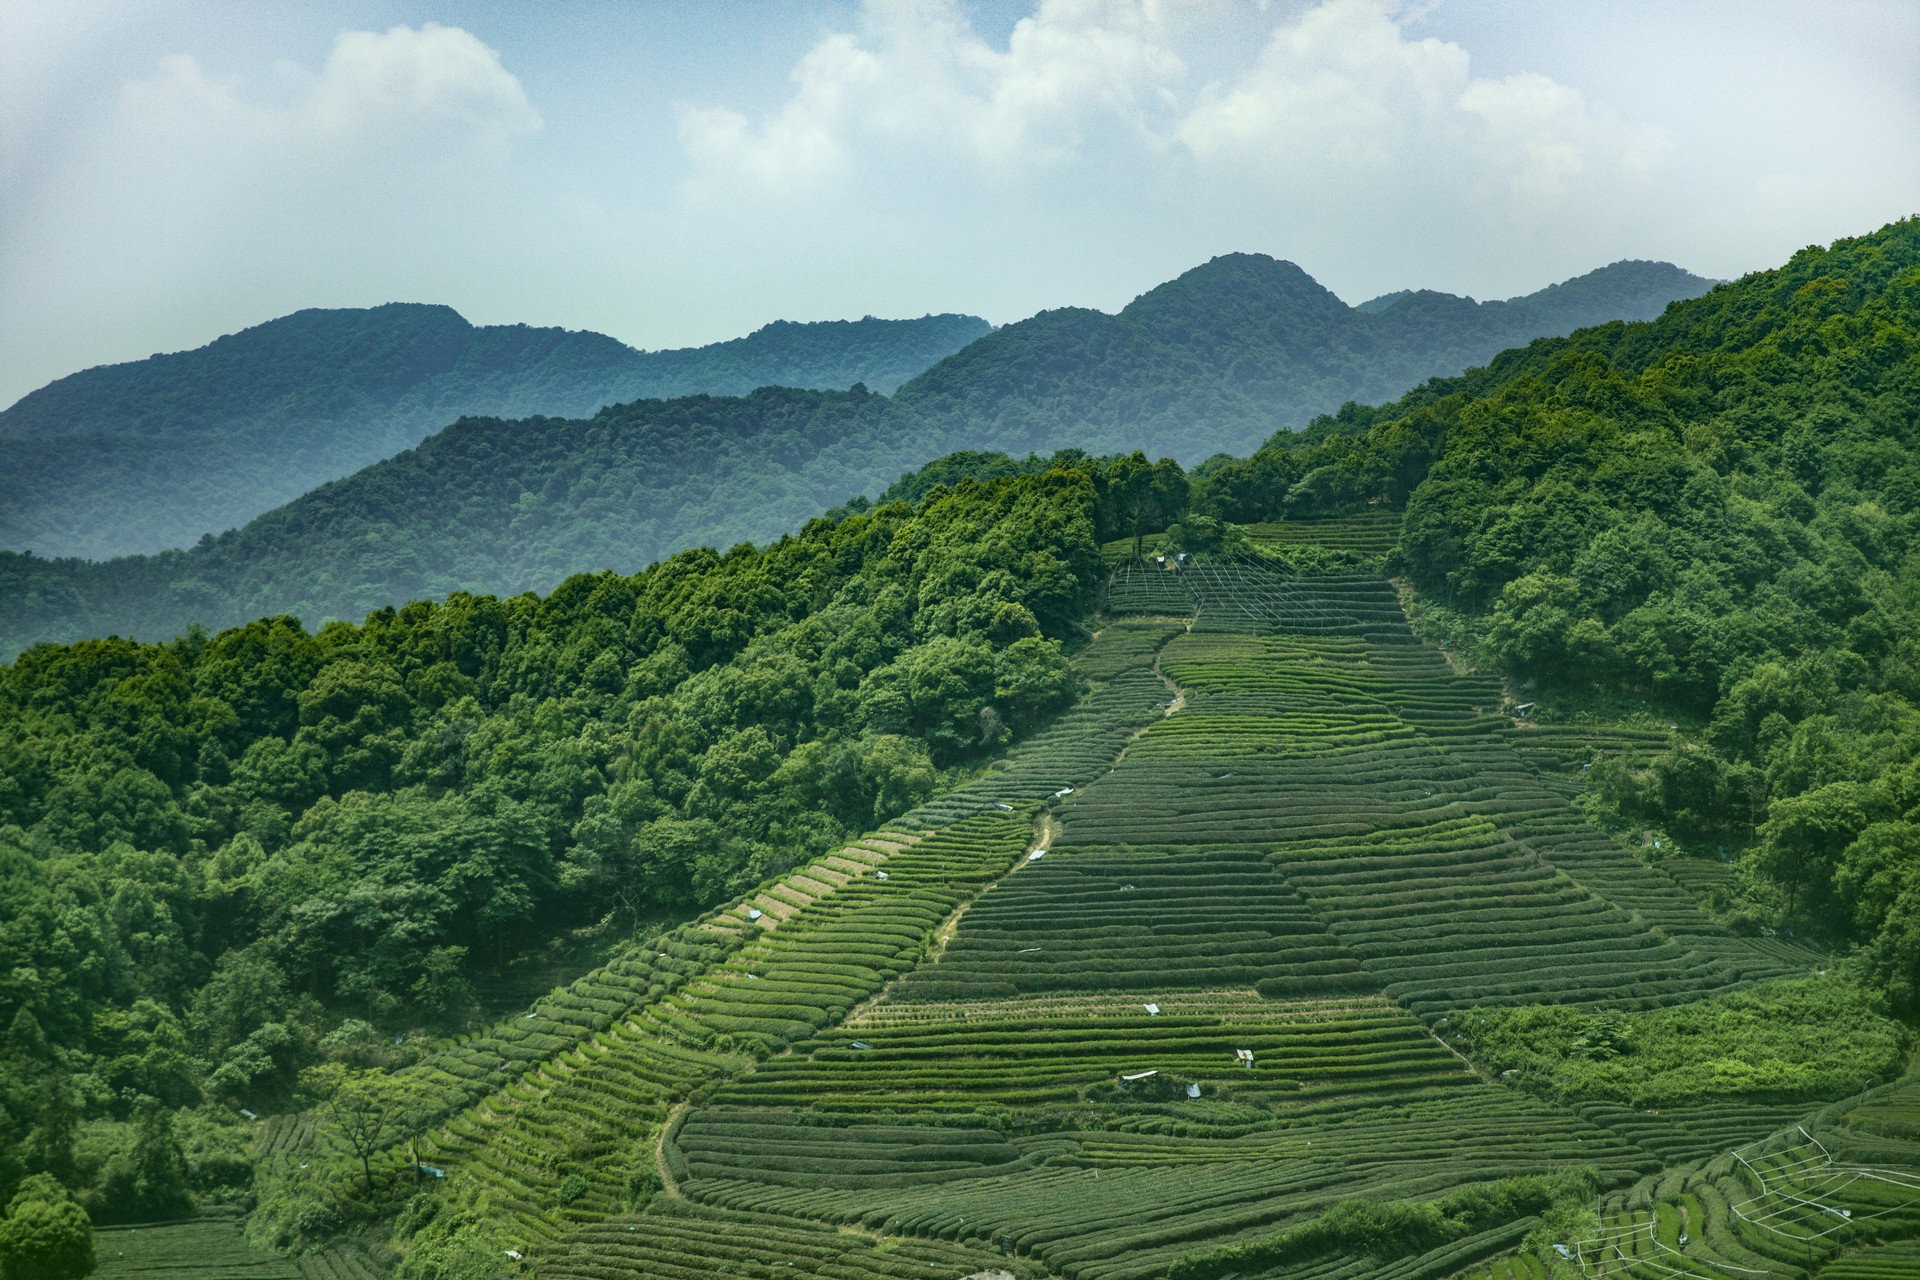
<box><xmin>3</xmin><ymin>0</ymin><xmax>1916</xmax><ymax>408</ymax></box>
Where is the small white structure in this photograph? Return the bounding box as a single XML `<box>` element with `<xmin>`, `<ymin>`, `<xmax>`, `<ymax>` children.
<box><xmin>747</xmin><ymin>907</ymin><xmax>763</xmax><ymax>921</ymax></box>
<box><xmin>850</xmin><ymin>1041</ymin><xmax>872</xmax><ymax>1050</ymax></box>
<box><xmin>875</xmin><ymin>870</ymin><xmax>889</xmax><ymax>880</ymax></box>
<box><xmin>1019</xmin><ymin>946</ymin><xmax>1042</xmax><ymax>953</ymax></box>
<box><xmin>1142</xmin><ymin>1002</ymin><xmax>1160</xmax><ymax>1015</ymax></box>
<box><xmin>506</xmin><ymin>1250</ymin><xmax>524</xmax><ymax>1262</ymax></box>
<box><xmin>239</xmin><ymin>1108</ymin><xmax>258</xmax><ymax>1120</ymax></box>
<box><xmin>995</xmin><ymin>802</ymin><xmax>1014</xmax><ymax>811</ymax></box>
<box><xmin>1235</xmin><ymin>1049</ymin><xmax>1255</xmax><ymax>1068</ymax></box>
<box><xmin>1054</xmin><ymin>788</ymin><xmax>1073</xmax><ymax>798</ymax></box>
<box><xmin>1027</xmin><ymin>850</ymin><xmax>1044</xmax><ymax>861</ymax></box>
<box><xmin>1186</xmin><ymin>1083</ymin><xmax>1201</xmax><ymax>1098</ymax></box>
<box><xmin>1120</xmin><ymin>1069</ymin><xmax>1157</xmax><ymax>1082</ymax></box>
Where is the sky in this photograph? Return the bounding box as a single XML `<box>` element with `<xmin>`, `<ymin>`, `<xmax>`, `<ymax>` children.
<box><xmin>2</xmin><ymin>0</ymin><xmax>1916</xmax><ymax>409</ymax></box>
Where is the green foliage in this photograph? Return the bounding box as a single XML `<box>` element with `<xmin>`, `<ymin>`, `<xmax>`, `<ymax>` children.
<box><xmin>81</xmin><ymin>1103</ymin><xmax>193</xmax><ymax>1225</ymax></box>
<box><xmin>394</xmin><ymin>1190</ymin><xmax>518</xmax><ymax>1280</ymax></box>
<box><xmin>1187</xmin><ymin>218</ymin><xmax>1920</xmax><ymax>1003</ymax></box>
<box><xmin>0</xmin><ymin>466</ymin><xmax>1102</xmax><ymax>1221</ymax></box>
<box><xmin>0</xmin><ymin>1175</ymin><xmax>93</xmax><ymax>1280</ymax></box>
<box><xmin>1164</xmin><ymin>1169</ymin><xmax>1600</xmax><ymax>1279</ymax></box>
<box><xmin>1460</xmin><ymin>977</ymin><xmax>1910</xmax><ymax>1107</ymax></box>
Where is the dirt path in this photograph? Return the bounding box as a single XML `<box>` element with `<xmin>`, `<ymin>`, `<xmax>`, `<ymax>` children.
<box><xmin>645</xmin><ymin>628</ymin><xmax>1193</xmax><ymax>1261</ymax></box>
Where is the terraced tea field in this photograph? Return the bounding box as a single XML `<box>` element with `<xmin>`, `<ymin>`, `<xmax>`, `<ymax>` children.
<box><xmin>1572</xmin><ymin>1123</ymin><xmax>1920</xmax><ymax>1280</ymax></box>
<box><xmin>321</xmin><ymin>586</ymin><xmax>1912</xmax><ymax>1279</ymax></box>
<box><xmin>95</xmin><ymin>1214</ymin><xmax>297</xmax><ymax>1279</ymax></box>
<box><xmin>1240</xmin><ymin>512</ymin><xmax>1404</xmax><ymax>562</ymax></box>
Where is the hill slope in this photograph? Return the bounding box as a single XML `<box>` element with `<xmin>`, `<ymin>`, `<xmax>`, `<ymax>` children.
<box><xmin>0</xmin><ymin>306</ymin><xmax>990</xmax><ymax>559</ymax></box>
<box><xmin>0</xmin><ymin>258</ymin><xmax>1713</xmax><ymax>656</ymax></box>
<box><xmin>4</xmin><ymin>223</ymin><xmax>1920</xmax><ymax>1278</ymax></box>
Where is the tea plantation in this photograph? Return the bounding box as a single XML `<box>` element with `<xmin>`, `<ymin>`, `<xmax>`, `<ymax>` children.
<box><xmin>280</xmin><ymin>573</ymin><xmax>1916</xmax><ymax>1279</ymax></box>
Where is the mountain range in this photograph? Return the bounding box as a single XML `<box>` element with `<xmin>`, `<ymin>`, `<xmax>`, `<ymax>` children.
<box><xmin>0</xmin><ymin>308</ymin><xmax>991</xmax><ymax>560</ymax></box>
<box><xmin>0</xmin><ymin>254</ymin><xmax>1716</xmax><ymax>656</ymax></box>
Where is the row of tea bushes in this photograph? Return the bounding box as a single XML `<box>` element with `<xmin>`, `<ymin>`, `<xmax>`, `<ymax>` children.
<box><xmin>396</xmin><ymin>932</ymin><xmax>743</xmax><ymax>1132</ymax></box>
<box><xmin>1574</xmin><ymin>1101</ymin><xmax>1818</xmax><ymax>1166</ymax></box>
<box><xmin>413</xmin><ymin>814</ymin><xmax>1035</xmax><ymax>1237</ymax></box>
<box><xmin>1075</xmin><ymin>618</ymin><xmax>1189</xmax><ymax>680</ymax></box>
<box><xmin>895</xmin><ymin>664</ymin><xmax>1169</xmax><ymax>828</ymax></box>
<box><xmin>1105</xmin><ymin>563</ymin><xmax>1196</xmax><ymax>615</ymax></box>
<box><xmin>849</xmin><ymin>988</ymin><xmax>1376</xmax><ymax>1026</ymax></box>
<box><xmin>681</xmin><ymin>1130</ymin><xmax>1588</xmax><ymax>1280</ymax></box>
<box><xmin>537</xmin><ymin>1198</ymin><xmax>1044</xmax><ymax>1280</ymax></box>
<box><xmin>1182</xmin><ymin>569</ymin><xmax>1414</xmax><ymax>643</ymax></box>
<box><xmin>1239</xmin><ymin>512</ymin><xmax>1404</xmax><ymax>557</ymax></box>
<box><xmin>95</xmin><ymin>1213</ymin><xmax>297</xmax><ymax>1280</ymax></box>
<box><xmin>889</xmin><ymin>844</ymin><xmax>1373</xmax><ymax>1000</ymax></box>
<box><xmin>1819</xmin><ymin>1239</ymin><xmax>1920</xmax><ymax>1279</ymax></box>
<box><xmin>700</xmin><ymin>1005</ymin><xmax>1472</xmax><ymax>1112</ymax></box>
<box><xmin>1274</xmin><ymin>818</ymin><xmax>1788</xmax><ymax>1017</ymax></box>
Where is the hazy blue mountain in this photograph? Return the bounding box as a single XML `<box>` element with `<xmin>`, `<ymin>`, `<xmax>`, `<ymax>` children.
<box><xmin>0</xmin><ymin>306</ymin><xmax>990</xmax><ymax>559</ymax></box>
<box><xmin>891</xmin><ymin>255</ymin><xmax>1717</xmax><ymax>462</ymax></box>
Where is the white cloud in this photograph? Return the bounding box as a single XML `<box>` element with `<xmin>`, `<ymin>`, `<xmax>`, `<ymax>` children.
<box><xmin>0</xmin><ymin>21</ymin><xmax>544</xmax><ymax>409</ymax></box>
<box><xmin>680</xmin><ymin>0</ymin><xmax>1670</xmax><ymax>240</ymax></box>
<box><xmin>1178</xmin><ymin>0</ymin><xmax>1471</xmax><ymax>174</ymax></box>
<box><xmin>119</xmin><ymin>22</ymin><xmax>539</xmax><ymax>167</ymax></box>
<box><xmin>302</xmin><ymin>23</ymin><xmax>540</xmax><ymax>146</ymax></box>
<box><xmin>676</xmin><ymin>0</ymin><xmax>1185</xmax><ymax>200</ymax></box>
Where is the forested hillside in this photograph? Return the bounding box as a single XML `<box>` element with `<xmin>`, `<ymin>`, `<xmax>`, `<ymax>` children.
<box><xmin>0</xmin><ymin>388</ymin><xmax>945</xmax><ymax>656</ymax></box>
<box><xmin>0</xmin><ymin>307</ymin><xmax>989</xmax><ymax>560</ymax></box>
<box><xmin>1189</xmin><ymin>216</ymin><xmax>1920</xmax><ymax>1011</ymax></box>
<box><xmin>2</xmin><ymin>221</ymin><xmax>1919</xmax><ymax>1280</ymax></box>
<box><xmin>0</xmin><ymin>258</ymin><xmax>1713</xmax><ymax>658</ymax></box>
<box><xmin>0</xmin><ymin>462</ymin><xmax>1121</xmax><ymax>1233</ymax></box>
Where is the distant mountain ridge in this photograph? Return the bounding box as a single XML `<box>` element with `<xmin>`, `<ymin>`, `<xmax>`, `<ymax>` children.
<box><xmin>0</xmin><ymin>307</ymin><xmax>991</xmax><ymax>559</ymax></box>
<box><xmin>0</xmin><ymin>253</ymin><xmax>1718</xmax><ymax>656</ymax></box>
<box><xmin>891</xmin><ymin>256</ymin><xmax>1717</xmax><ymax>462</ymax></box>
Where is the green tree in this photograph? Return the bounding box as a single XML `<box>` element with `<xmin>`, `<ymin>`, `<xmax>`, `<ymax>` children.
<box><xmin>1755</xmin><ymin>781</ymin><xmax>1871</xmax><ymax>918</ymax></box>
<box><xmin>327</xmin><ymin>1071</ymin><xmax>425</xmax><ymax>1200</ymax></box>
<box><xmin>0</xmin><ymin>1175</ymin><xmax>93</xmax><ymax>1280</ymax></box>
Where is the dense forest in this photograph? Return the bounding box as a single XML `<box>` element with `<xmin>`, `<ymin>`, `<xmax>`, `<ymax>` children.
<box><xmin>0</xmin><ymin>308</ymin><xmax>990</xmax><ymax>560</ymax></box>
<box><xmin>0</xmin><ymin>387</ymin><xmax>936</xmax><ymax>657</ymax></box>
<box><xmin>0</xmin><ymin>459</ymin><xmax>1209</xmax><ymax>1235</ymax></box>
<box><xmin>0</xmin><ymin>258</ymin><xmax>1713</xmax><ymax>657</ymax></box>
<box><xmin>1192</xmin><ymin>217</ymin><xmax>1920</xmax><ymax>1009</ymax></box>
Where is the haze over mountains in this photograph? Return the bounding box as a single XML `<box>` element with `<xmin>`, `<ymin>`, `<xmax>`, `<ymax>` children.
<box><xmin>0</xmin><ymin>253</ymin><xmax>1715</xmax><ymax>656</ymax></box>
<box><xmin>0</xmin><ymin>308</ymin><xmax>992</xmax><ymax>561</ymax></box>
<box><xmin>893</xmin><ymin>255</ymin><xmax>1715</xmax><ymax>463</ymax></box>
